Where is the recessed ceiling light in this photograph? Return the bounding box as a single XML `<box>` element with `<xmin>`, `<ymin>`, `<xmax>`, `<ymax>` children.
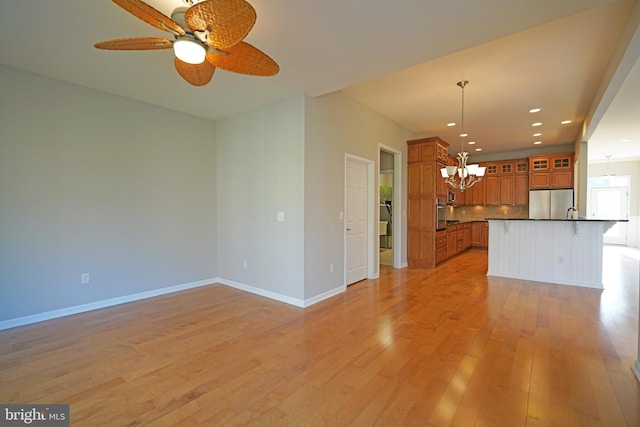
<box><xmin>475</xmin><ymin>148</ymin><xmax>482</xmax><ymax>152</ymax></box>
<box><xmin>529</xmin><ymin>108</ymin><xmax>541</xmax><ymax>113</ymax></box>
<box><xmin>460</xmin><ymin>133</ymin><xmax>468</xmax><ymax>137</ymax></box>
<box><xmin>533</xmin><ymin>141</ymin><xmax>542</xmax><ymax>145</ymax></box>
<box><xmin>533</xmin><ymin>133</ymin><xmax>542</xmax><ymax>137</ymax></box>
<box><xmin>622</xmin><ymin>139</ymin><xmax>631</xmax><ymax>142</ymax></box>
<box><xmin>561</xmin><ymin>120</ymin><xmax>572</xmax><ymax>125</ymax></box>
<box><xmin>532</xmin><ymin>122</ymin><xmax>542</xmax><ymax>127</ymax></box>
<box><xmin>447</xmin><ymin>122</ymin><xmax>456</xmax><ymax>127</ymax></box>
<box><xmin>467</xmin><ymin>141</ymin><xmax>476</xmax><ymax>145</ymax></box>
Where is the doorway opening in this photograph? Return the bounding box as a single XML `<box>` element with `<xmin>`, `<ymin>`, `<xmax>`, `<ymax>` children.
<box><xmin>587</xmin><ymin>175</ymin><xmax>630</xmax><ymax>245</ymax></box>
<box><xmin>379</xmin><ymin>144</ymin><xmax>402</xmax><ymax>269</ymax></box>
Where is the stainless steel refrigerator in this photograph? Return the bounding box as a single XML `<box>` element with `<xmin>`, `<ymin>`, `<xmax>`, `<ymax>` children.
<box><xmin>529</xmin><ymin>189</ymin><xmax>574</xmax><ymax>219</ymax></box>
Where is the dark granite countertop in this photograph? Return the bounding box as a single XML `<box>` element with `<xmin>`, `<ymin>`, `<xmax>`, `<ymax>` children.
<box><xmin>485</xmin><ymin>218</ymin><xmax>628</xmax><ymax>222</ymax></box>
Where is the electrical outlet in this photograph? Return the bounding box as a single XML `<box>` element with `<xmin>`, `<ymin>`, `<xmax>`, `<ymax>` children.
<box><xmin>330</xmin><ymin>264</ymin><xmax>334</xmax><ymax>273</ymax></box>
<box><xmin>81</xmin><ymin>273</ymin><xmax>90</xmax><ymax>284</ymax></box>
<box><xmin>243</xmin><ymin>260</ymin><xmax>248</xmax><ymax>270</ymax></box>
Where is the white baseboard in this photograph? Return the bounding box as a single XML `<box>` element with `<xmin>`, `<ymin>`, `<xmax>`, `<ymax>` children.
<box><xmin>218</xmin><ymin>278</ymin><xmax>344</xmax><ymax>308</ymax></box>
<box><xmin>633</xmin><ymin>360</ymin><xmax>640</xmax><ymax>383</ymax></box>
<box><xmin>302</xmin><ymin>285</ymin><xmax>345</xmax><ymax>307</ymax></box>
<box><xmin>0</xmin><ymin>278</ymin><xmax>348</xmax><ymax>331</ymax></box>
<box><xmin>0</xmin><ymin>278</ymin><xmax>216</xmax><ymax>331</ymax></box>
<box><xmin>217</xmin><ymin>278</ymin><xmax>306</xmax><ymax>307</ymax></box>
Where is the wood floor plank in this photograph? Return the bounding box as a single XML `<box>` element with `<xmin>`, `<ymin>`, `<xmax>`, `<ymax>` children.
<box><xmin>0</xmin><ymin>246</ymin><xmax>638</xmax><ymax>426</ymax></box>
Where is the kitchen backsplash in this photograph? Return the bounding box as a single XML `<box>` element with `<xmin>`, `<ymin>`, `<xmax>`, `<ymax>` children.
<box><xmin>448</xmin><ymin>205</ymin><xmax>529</xmax><ymax>221</ymax></box>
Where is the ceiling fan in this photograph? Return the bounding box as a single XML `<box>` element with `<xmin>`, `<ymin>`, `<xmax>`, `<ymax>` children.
<box><xmin>94</xmin><ymin>0</ymin><xmax>279</xmax><ymax>86</ymax></box>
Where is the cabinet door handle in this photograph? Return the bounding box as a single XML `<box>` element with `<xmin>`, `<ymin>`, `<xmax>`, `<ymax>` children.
<box><xmin>347</xmin><ymin>228</ymin><xmax>352</xmax><ymax>231</ymax></box>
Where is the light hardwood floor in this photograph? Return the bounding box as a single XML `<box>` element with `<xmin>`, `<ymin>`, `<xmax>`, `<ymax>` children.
<box><xmin>1</xmin><ymin>247</ymin><xmax>638</xmax><ymax>426</ymax></box>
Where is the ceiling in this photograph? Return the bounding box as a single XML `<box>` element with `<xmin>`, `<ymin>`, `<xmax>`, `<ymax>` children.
<box><xmin>1</xmin><ymin>0</ymin><xmax>638</xmax><ymax>164</ymax></box>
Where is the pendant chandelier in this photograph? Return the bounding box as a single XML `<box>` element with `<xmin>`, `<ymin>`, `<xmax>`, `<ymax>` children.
<box><xmin>440</xmin><ymin>80</ymin><xmax>485</xmax><ymax>191</ymax></box>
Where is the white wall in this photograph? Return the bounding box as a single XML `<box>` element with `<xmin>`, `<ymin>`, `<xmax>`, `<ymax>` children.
<box><xmin>303</xmin><ymin>92</ymin><xmax>413</xmax><ymax>298</ymax></box>
<box><xmin>215</xmin><ymin>95</ymin><xmax>305</xmax><ymax>300</ymax></box>
<box><xmin>0</xmin><ymin>66</ymin><xmax>218</xmax><ymax>321</ymax></box>
<box><xmin>0</xmin><ymin>68</ymin><xmax>413</xmax><ymax>322</ymax></box>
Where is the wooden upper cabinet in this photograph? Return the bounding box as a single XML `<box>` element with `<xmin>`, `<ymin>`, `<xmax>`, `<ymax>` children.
<box><xmin>499</xmin><ymin>175</ymin><xmax>514</xmax><ymax>205</ymax></box>
<box><xmin>550</xmin><ymin>153</ymin><xmax>573</xmax><ymax>188</ymax></box>
<box><xmin>470</xmin><ymin>178</ymin><xmax>486</xmax><ymax>205</ymax></box>
<box><xmin>530</xmin><ymin>156</ymin><xmax>550</xmax><ymax>172</ymax></box>
<box><xmin>515</xmin><ymin>159</ymin><xmax>528</xmax><ymax>174</ymax></box>
<box><xmin>408</xmin><ymin>143</ymin><xmax>422</xmax><ymax>163</ymax></box>
<box><xmin>551</xmin><ymin>171</ymin><xmax>573</xmax><ymax>188</ymax></box>
<box><xmin>500</xmin><ymin>161</ymin><xmax>514</xmax><ymax>175</ymax></box>
<box><xmin>485</xmin><ymin>176</ymin><xmax>500</xmax><ymax>205</ymax></box>
<box><xmin>407</xmin><ymin>137</ymin><xmax>449</xmax><ymax>163</ymax></box>
<box><xmin>484</xmin><ymin>162</ymin><xmax>499</xmax><ymax>176</ymax></box>
<box><xmin>530</xmin><ymin>172</ymin><xmax>551</xmax><ymax>189</ymax></box>
<box><xmin>436</xmin><ymin>143</ymin><xmax>449</xmax><ymax>162</ymax></box>
<box><xmin>528</xmin><ymin>153</ymin><xmax>573</xmax><ymax>189</ymax></box>
<box><xmin>476</xmin><ymin>159</ymin><xmax>527</xmax><ymax>206</ymax></box>
<box><xmin>514</xmin><ymin>175</ymin><xmax>528</xmax><ymax>205</ymax></box>
<box><xmin>551</xmin><ymin>154</ymin><xmax>573</xmax><ymax>171</ymax></box>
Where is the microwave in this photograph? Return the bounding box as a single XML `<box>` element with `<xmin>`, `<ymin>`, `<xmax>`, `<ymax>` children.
<box><xmin>447</xmin><ymin>189</ymin><xmax>456</xmax><ymax>204</ymax></box>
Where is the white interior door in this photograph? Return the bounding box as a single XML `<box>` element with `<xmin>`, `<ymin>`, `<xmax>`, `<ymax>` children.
<box><xmin>346</xmin><ymin>158</ymin><xmax>368</xmax><ymax>285</ymax></box>
<box><xmin>590</xmin><ymin>186</ymin><xmax>628</xmax><ymax>244</ymax></box>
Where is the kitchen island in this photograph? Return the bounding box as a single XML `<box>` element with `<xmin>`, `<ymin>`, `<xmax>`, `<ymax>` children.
<box><xmin>486</xmin><ymin>218</ymin><xmax>623</xmax><ymax>289</ymax></box>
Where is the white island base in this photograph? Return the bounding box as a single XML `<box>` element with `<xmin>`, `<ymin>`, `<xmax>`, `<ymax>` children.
<box><xmin>487</xmin><ymin>219</ymin><xmax>617</xmax><ymax>289</ymax></box>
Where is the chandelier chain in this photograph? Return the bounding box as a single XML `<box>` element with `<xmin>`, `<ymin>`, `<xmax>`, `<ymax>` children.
<box><xmin>440</xmin><ymin>80</ymin><xmax>484</xmax><ymax>192</ymax></box>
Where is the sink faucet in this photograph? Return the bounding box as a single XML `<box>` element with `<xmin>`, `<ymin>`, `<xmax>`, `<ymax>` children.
<box><xmin>567</xmin><ymin>207</ymin><xmax>577</xmax><ymax>219</ymax></box>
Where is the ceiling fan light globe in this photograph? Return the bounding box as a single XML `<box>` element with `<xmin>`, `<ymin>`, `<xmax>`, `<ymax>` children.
<box><xmin>174</xmin><ymin>37</ymin><xmax>206</xmax><ymax>64</ymax></box>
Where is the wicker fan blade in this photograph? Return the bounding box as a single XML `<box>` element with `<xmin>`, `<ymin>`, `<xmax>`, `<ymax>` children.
<box><xmin>185</xmin><ymin>0</ymin><xmax>256</xmax><ymax>49</ymax></box>
<box><xmin>112</xmin><ymin>0</ymin><xmax>185</xmax><ymax>35</ymax></box>
<box><xmin>174</xmin><ymin>57</ymin><xmax>216</xmax><ymax>86</ymax></box>
<box><xmin>94</xmin><ymin>37</ymin><xmax>172</xmax><ymax>50</ymax></box>
<box><xmin>207</xmin><ymin>42</ymin><xmax>279</xmax><ymax>76</ymax></box>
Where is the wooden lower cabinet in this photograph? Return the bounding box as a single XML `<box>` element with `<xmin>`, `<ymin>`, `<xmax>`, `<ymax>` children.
<box><xmin>437</xmin><ymin>223</ymin><xmax>473</xmax><ymax>264</ymax></box>
<box><xmin>446</xmin><ymin>225</ymin><xmax>458</xmax><ymax>258</ymax></box>
<box><xmin>436</xmin><ymin>230</ymin><xmax>447</xmax><ymax>263</ymax></box>
<box><xmin>471</xmin><ymin>221</ymin><xmax>488</xmax><ymax>247</ymax></box>
<box><xmin>462</xmin><ymin>223</ymin><xmax>471</xmax><ymax>249</ymax></box>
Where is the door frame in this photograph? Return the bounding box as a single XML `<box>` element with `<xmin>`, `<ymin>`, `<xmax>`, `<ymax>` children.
<box><xmin>378</xmin><ymin>143</ymin><xmax>403</xmax><ymax>269</ymax></box>
<box><xmin>344</xmin><ymin>154</ymin><xmax>376</xmax><ymax>284</ymax></box>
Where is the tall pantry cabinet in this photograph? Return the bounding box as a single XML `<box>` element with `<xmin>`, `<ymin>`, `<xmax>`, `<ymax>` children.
<box><xmin>407</xmin><ymin>137</ymin><xmax>449</xmax><ymax>268</ymax></box>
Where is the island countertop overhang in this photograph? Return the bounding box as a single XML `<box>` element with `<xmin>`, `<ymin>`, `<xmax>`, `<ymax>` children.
<box><xmin>485</xmin><ymin>217</ymin><xmax>628</xmax><ymax>222</ymax></box>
